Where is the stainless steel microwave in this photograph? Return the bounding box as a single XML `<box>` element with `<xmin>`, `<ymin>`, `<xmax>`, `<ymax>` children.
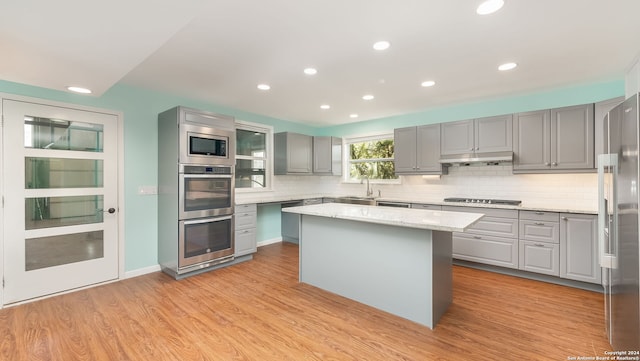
<box><xmin>179</xmin><ymin>123</ymin><xmax>235</xmax><ymax>166</ymax></box>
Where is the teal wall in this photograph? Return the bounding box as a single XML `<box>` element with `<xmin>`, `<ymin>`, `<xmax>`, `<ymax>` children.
<box><xmin>0</xmin><ymin>78</ymin><xmax>625</xmax><ymax>272</ymax></box>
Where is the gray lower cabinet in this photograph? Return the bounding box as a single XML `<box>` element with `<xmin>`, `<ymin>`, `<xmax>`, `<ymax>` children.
<box><xmin>560</xmin><ymin>213</ymin><xmax>600</xmax><ymax>284</ymax></box>
<box><xmin>440</xmin><ymin>115</ymin><xmax>513</xmax><ymax>156</ymax></box>
<box><xmin>513</xmin><ymin>103</ymin><xmax>595</xmax><ymax>173</ymax></box>
<box><xmin>235</xmin><ymin>204</ymin><xmax>257</xmax><ymax>257</ymax></box>
<box><xmin>274</xmin><ymin>132</ymin><xmax>313</xmax><ymax>174</ymax></box>
<box><xmin>394</xmin><ymin>124</ymin><xmax>446</xmax><ymax>175</ymax></box>
<box><xmin>443</xmin><ymin>206</ymin><xmax>519</xmax><ymax>269</ymax></box>
<box><xmin>313</xmin><ymin>136</ymin><xmax>342</xmax><ymax>175</ymax></box>
<box><xmin>518</xmin><ymin>211</ymin><xmax>560</xmax><ymax>276</ymax></box>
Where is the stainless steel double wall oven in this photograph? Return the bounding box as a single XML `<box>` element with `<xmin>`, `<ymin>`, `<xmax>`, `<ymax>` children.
<box><xmin>158</xmin><ymin>106</ymin><xmax>236</xmax><ymax>278</ymax></box>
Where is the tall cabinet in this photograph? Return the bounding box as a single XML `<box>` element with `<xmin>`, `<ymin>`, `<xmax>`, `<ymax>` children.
<box><xmin>394</xmin><ymin>124</ymin><xmax>446</xmax><ymax>175</ymax></box>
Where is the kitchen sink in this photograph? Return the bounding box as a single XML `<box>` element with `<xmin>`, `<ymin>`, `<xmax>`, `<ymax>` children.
<box><xmin>332</xmin><ymin>196</ymin><xmax>377</xmax><ymax>206</ymax></box>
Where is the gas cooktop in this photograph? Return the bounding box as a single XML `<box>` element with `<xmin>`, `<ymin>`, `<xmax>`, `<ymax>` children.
<box><xmin>444</xmin><ymin>197</ymin><xmax>522</xmax><ymax>206</ymax></box>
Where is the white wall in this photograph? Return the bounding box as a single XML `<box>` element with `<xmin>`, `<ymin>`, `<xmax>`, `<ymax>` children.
<box><xmin>269</xmin><ymin>164</ymin><xmax>597</xmax><ymax>211</ymax></box>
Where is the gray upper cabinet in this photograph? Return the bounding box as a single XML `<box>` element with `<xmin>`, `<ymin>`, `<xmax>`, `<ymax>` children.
<box><xmin>274</xmin><ymin>132</ymin><xmax>313</xmax><ymax>174</ymax></box>
<box><xmin>440</xmin><ymin>120</ymin><xmax>474</xmax><ymax>155</ymax></box>
<box><xmin>441</xmin><ymin>115</ymin><xmax>512</xmax><ymax>155</ymax></box>
<box><xmin>513</xmin><ymin>103</ymin><xmax>594</xmax><ymax>173</ymax></box>
<box><xmin>394</xmin><ymin>124</ymin><xmax>446</xmax><ymax>175</ymax></box>
<box><xmin>560</xmin><ymin>213</ymin><xmax>600</xmax><ymax>284</ymax></box>
<box><xmin>313</xmin><ymin>136</ymin><xmax>342</xmax><ymax>175</ymax></box>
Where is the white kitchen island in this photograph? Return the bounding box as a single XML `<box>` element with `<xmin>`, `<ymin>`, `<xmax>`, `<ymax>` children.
<box><xmin>282</xmin><ymin>203</ymin><xmax>483</xmax><ymax>329</ymax></box>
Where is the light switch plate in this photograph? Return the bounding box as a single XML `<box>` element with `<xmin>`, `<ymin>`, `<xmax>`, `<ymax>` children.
<box><xmin>138</xmin><ymin>185</ymin><xmax>158</xmax><ymax>195</ymax></box>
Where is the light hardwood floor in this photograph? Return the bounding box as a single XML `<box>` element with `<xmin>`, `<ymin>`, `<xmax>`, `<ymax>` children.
<box><xmin>0</xmin><ymin>242</ymin><xmax>611</xmax><ymax>360</ymax></box>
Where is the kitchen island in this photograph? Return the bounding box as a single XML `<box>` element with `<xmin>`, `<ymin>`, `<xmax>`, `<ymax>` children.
<box><xmin>282</xmin><ymin>203</ymin><xmax>483</xmax><ymax>329</ymax></box>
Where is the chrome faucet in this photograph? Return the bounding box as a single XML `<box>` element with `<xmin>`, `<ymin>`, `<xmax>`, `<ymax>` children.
<box><xmin>361</xmin><ymin>175</ymin><xmax>374</xmax><ymax>197</ymax></box>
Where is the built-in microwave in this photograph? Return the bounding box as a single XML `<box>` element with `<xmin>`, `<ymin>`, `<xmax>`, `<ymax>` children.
<box><xmin>180</xmin><ymin>122</ymin><xmax>235</xmax><ymax>166</ymax></box>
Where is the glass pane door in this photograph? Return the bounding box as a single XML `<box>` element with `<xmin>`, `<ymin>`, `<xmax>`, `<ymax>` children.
<box><xmin>2</xmin><ymin>99</ymin><xmax>119</xmax><ymax>305</ymax></box>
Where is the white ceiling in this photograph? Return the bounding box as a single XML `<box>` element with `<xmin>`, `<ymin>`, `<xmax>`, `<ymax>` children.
<box><xmin>2</xmin><ymin>1</ymin><xmax>640</xmax><ymax>126</ymax></box>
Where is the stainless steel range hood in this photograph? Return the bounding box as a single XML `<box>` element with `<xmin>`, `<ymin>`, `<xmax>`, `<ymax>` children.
<box><xmin>438</xmin><ymin>151</ymin><xmax>513</xmax><ymax>165</ymax></box>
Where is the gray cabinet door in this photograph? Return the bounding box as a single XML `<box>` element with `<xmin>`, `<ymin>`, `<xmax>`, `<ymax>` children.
<box><xmin>416</xmin><ymin>124</ymin><xmax>442</xmax><ymax>172</ymax></box>
<box><xmin>551</xmin><ymin>104</ymin><xmax>594</xmax><ymax>169</ymax></box>
<box><xmin>393</xmin><ymin>126</ymin><xmax>418</xmax><ymax>173</ymax></box>
<box><xmin>519</xmin><ymin>241</ymin><xmax>560</xmax><ymax>276</ymax></box>
<box><xmin>475</xmin><ymin>114</ymin><xmax>513</xmax><ymax>153</ymax></box>
<box><xmin>274</xmin><ymin>132</ymin><xmax>312</xmax><ymax>174</ymax></box>
<box><xmin>560</xmin><ymin>213</ymin><xmax>600</xmax><ymax>284</ymax></box>
<box><xmin>313</xmin><ymin>136</ymin><xmax>332</xmax><ymax>173</ymax></box>
<box><xmin>441</xmin><ymin>119</ymin><xmax>474</xmax><ymax>155</ymax></box>
<box><xmin>513</xmin><ymin>110</ymin><xmax>551</xmax><ymax>171</ymax></box>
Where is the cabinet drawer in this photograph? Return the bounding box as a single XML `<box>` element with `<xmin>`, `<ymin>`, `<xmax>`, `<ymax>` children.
<box><xmin>519</xmin><ymin>241</ymin><xmax>559</xmax><ymax>276</ymax></box>
<box><xmin>519</xmin><ymin>210</ymin><xmax>559</xmax><ymax>222</ymax></box>
<box><xmin>466</xmin><ymin>216</ymin><xmax>518</xmax><ymax>238</ymax></box>
<box><xmin>519</xmin><ymin>220</ymin><xmax>559</xmax><ymax>243</ymax></box>
<box><xmin>235</xmin><ymin>228</ymin><xmax>257</xmax><ymax>257</ymax></box>
<box><xmin>443</xmin><ymin>206</ymin><xmax>518</xmax><ymax>219</ymax></box>
<box><xmin>411</xmin><ymin>203</ymin><xmax>442</xmax><ymax>210</ymax></box>
<box><xmin>452</xmin><ymin>233</ymin><xmax>518</xmax><ymax>269</ymax></box>
<box><xmin>236</xmin><ymin>203</ymin><xmax>257</xmax><ymax>213</ymax></box>
<box><xmin>235</xmin><ymin>211</ymin><xmax>257</xmax><ymax>229</ymax></box>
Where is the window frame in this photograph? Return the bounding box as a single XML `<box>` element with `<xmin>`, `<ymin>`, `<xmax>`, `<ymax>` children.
<box><xmin>342</xmin><ymin>132</ymin><xmax>401</xmax><ymax>184</ymax></box>
<box><xmin>234</xmin><ymin>120</ymin><xmax>274</xmax><ymax>192</ymax></box>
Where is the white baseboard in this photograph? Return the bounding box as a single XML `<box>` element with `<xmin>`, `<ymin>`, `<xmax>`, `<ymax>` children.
<box><xmin>257</xmin><ymin>237</ymin><xmax>282</xmax><ymax>247</ymax></box>
<box><xmin>124</xmin><ymin>264</ymin><xmax>161</xmax><ymax>279</ymax></box>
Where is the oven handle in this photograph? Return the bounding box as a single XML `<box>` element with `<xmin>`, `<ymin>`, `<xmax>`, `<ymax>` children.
<box><xmin>182</xmin><ymin>174</ymin><xmax>233</xmax><ymax>179</ymax></box>
<box><xmin>183</xmin><ymin>215</ymin><xmax>233</xmax><ymax>225</ymax></box>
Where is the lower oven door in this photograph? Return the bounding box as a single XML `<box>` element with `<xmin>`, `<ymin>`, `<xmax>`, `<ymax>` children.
<box><xmin>179</xmin><ymin>215</ymin><xmax>234</xmax><ymax>269</ymax></box>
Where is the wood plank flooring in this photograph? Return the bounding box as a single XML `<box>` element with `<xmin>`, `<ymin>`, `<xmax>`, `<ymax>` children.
<box><xmin>0</xmin><ymin>242</ymin><xmax>612</xmax><ymax>360</ymax></box>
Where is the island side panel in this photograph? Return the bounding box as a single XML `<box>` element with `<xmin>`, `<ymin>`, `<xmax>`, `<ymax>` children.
<box><xmin>431</xmin><ymin>230</ymin><xmax>453</xmax><ymax>326</ymax></box>
<box><xmin>299</xmin><ymin>214</ymin><xmax>450</xmax><ymax>329</ymax></box>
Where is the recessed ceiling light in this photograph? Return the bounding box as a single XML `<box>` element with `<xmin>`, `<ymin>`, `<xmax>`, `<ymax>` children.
<box><xmin>476</xmin><ymin>0</ymin><xmax>504</xmax><ymax>15</ymax></box>
<box><xmin>362</xmin><ymin>94</ymin><xmax>374</xmax><ymax>101</ymax></box>
<box><xmin>498</xmin><ymin>62</ymin><xmax>517</xmax><ymax>71</ymax></box>
<box><xmin>421</xmin><ymin>80</ymin><xmax>436</xmax><ymax>87</ymax></box>
<box><xmin>257</xmin><ymin>84</ymin><xmax>271</xmax><ymax>90</ymax></box>
<box><xmin>320</xmin><ymin>104</ymin><xmax>331</xmax><ymax>110</ymax></box>
<box><xmin>372</xmin><ymin>41</ymin><xmax>390</xmax><ymax>51</ymax></box>
<box><xmin>304</xmin><ymin>68</ymin><xmax>318</xmax><ymax>75</ymax></box>
<box><xmin>350</xmin><ymin>114</ymin><xmax>359</xmax><ymax>118</ymax></box>
<box><xmin>66</xmin><ymin>86</ymin><xmax>92</xmax><ymax>94</ymax></box>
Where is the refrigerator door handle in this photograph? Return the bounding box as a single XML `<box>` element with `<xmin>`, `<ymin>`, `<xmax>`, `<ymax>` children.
<box><xmin>597</xmin><ymin>153</ymin><xmax>618</xmax><ymax>269</ymax></box>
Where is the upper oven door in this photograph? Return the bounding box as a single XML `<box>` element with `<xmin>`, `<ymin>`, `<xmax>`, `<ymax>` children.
<box><xmin>179</xmin><ymin>172</ymin><xmax>234</xmax><ymax>219</ymax></box>
<box><xmin>179</xmin><ymin>123</ymin><xmax>235</xmax><ymax>166</ymax></box>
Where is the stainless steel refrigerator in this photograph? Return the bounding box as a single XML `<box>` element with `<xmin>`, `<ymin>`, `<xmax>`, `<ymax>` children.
<box><xmin>598</xmin><ymin>93</ymin><xmax>640</xmax><ymax>351</ymax></box>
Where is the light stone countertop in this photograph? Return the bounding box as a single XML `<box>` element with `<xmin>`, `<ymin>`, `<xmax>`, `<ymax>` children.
<box><xmin>281</xmin><ymin>203</ymin><xmax>484</xmax><ymax>232</ymax></box>
<box><xmin>236</xmin><ymin>193</ymin><xmax>597</xmax><ymax>215</ymax></box>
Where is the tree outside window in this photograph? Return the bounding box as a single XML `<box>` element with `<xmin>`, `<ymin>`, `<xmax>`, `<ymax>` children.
<box><xmin>346</xmin><ymin>135</ymin><xmax>397</xmax><ymax>181</ymax></box>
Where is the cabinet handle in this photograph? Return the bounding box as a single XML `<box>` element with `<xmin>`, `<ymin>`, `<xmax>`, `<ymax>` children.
<box><xmin>473</xmin><ymin>236</ymin><xmax>482</xmax><ymax>239</ymax></box>
<box><xmin>552</xmin><ymin>162</ymin><xmax>558</xmax><ymax>166</ymax></box>
<box><xmin>470</xmin><ymin>148</ymin><xmax>474</xmax><ymax>151</ymax></box>
<box><xmin>561</xmin><ymin>216</ymin><xmax>568</xmax><ymax>221</ymax></box>
<box><xmin>534</xmin><ymin>243</ymin><xmax>545</xmax><ymax>247</ymax></box>
<box><xmin>545</xmin><ymin>162</ymin><xmax>551</xmax><ymax>166</ymax></box>
<box><xmin>535</xmin><ymin>212</ymin><xmax>544</xmax><ymax>215</ymax></box>
<box><xmin>534</xmin><ymin>222</ymin><xmax>545</xmax><ymax>226</ymax></box>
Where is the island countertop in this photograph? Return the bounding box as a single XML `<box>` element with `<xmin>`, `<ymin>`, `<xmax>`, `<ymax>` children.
<box><xmin>282</xmin><ymin>203</ymin><xmax>483</xmax><ymax>232</ymax></box>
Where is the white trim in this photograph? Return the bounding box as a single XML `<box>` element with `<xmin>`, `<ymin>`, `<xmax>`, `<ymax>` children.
<box><xmin>234</xmin><ymin>119</ymin><xmax>274</xmax><ymax>193</ymax></box>
<box><xmin>0</xmin><ymin>92</ymin><xmax>125</xmax><ymax>308</ymax></box>
<box><xmin>124</xmin><ymin>264</ymin><xmax>161</xmax><ymax>279</ymax></box>
<box><xmin>257</xmin><ymin>237</ymin><xmax>282</xmax><ymax>247</ymax></box>
<box><xmin>0</xmin><ymin>97</ymin><xmax>4</xmax><ymax>307</ymax></box>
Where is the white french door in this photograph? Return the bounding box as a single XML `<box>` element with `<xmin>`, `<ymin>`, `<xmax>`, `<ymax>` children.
<box><xmin>2</xmin><ymin>99</ymin><xmax>119</xmax><ymax>305</ymax></box>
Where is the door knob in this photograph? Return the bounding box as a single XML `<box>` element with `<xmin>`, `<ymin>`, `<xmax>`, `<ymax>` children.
<box><xmin>106</xmin><ymin>208</ymin><xmax>116</xmax><ymax>214</ymax></box>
